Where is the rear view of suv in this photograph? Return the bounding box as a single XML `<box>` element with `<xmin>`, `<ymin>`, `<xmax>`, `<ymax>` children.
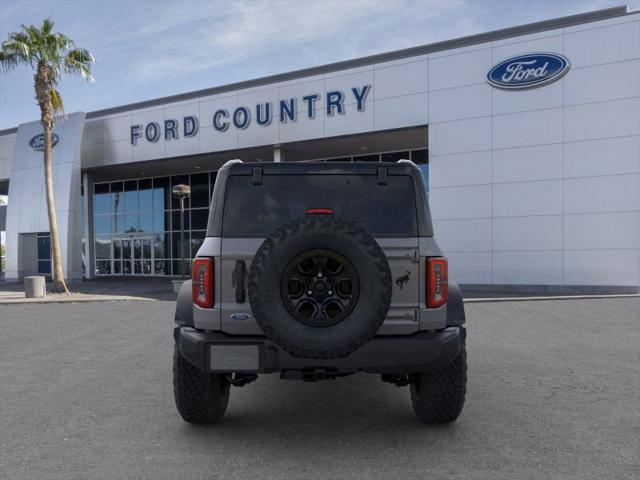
<box><xmin>174</xmin><ymin>160</ymin><xmax>467</xmax><ymax>424</ymax></box>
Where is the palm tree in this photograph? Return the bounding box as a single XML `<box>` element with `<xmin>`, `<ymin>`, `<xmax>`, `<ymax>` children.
<box><xmin>0</xmin><ymin>18</ymin><xmax>94</xmax><ymax>293</ymax></box>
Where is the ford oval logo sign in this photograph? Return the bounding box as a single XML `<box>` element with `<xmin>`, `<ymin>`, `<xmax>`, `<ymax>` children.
<box><xmin>29</xmin><ymin>133</ymin><xmax>59</xmax><ymax>151</ymax></box>
<box><xmin>230</xmin><ymin>312</ymin><xmax>251</xmax><ymax>322</ymax></box>
<box><xmin>487</xmin><ymin>53</ymin><xmax>570</xmax><ymax>90</ymax></box>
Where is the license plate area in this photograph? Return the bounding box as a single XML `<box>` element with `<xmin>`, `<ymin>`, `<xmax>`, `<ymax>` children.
<box><xmin>209</xmin><ymin>344</ymin><xmax>260</xmax><ymax>371</ymax></box>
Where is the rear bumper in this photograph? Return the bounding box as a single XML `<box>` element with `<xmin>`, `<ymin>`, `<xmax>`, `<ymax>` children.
<box><xmin>174</xmin><ymin>326</ymin><xmax>464</xmax><ymax>375</ymax></box>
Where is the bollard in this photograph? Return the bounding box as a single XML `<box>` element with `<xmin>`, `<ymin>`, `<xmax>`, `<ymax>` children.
<box><xmin>24</xmin><ymin>276</ymin><xmax>46</xmax><ymax>298</ymax></box>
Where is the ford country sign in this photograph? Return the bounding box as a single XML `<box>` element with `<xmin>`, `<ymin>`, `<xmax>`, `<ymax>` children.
<box><xmin>487</xmin><ymin>53</ymin><xmax>570</xmax><ymax>90</ymax></box>
<box><xmin>29</xmin><ymin>133</ymin><xmax>59</xmax><ymax>151</ymax></box>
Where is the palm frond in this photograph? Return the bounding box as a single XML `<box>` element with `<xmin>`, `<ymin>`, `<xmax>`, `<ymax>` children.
<box><xmin>0</xmin><ymin>51</ymin><xmax>20</xmax><ymax>70</ymax></box>
<box><xmin>64</xmin><ymin>47</ymin><xmax>94</xmax><ymax>81</ymax></box>
<box><xmin>2</xmin><ymin>37</ymin><xmax>32</xmax><ymax>63</ymax></box>
<box><xmin>41</xmin><ymin>17</ymin><xmax>54</xmax><ymax>35</ymax></box>
<box><xmin>50</xmin><ymin>88</ymin><xmax>64</xmax><ymax>113</ymax></box>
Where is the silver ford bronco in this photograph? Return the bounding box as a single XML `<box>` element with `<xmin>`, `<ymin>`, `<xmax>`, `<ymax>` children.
<box><xmin>173</xmin><ymin>160</ymin><xmax>466</xmax><ymax>424</ymax></box>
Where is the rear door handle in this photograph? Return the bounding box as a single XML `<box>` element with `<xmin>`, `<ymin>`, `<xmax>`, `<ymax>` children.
<box><xmin>233</xmin><ymin>260</ymin><xmax>246</xmax><ymax>303</ymax></box>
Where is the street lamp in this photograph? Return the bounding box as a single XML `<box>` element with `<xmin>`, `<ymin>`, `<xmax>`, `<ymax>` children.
<box><xmin>172</xmin><ymin>184</ymin><xmax>191</xmax><ymax>277</ymax></box>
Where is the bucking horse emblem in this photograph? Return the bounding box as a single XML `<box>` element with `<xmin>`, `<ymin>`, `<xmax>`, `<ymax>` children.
<box><xmin>395</xmin><ymin>270</ymin><xmax>411</xmax><ymax>290</ymax></box>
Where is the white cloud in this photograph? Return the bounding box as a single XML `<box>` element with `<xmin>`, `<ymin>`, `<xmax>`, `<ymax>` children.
<box><xmin>95</xmin><ymin>0</ymin><xmax>473</xmax><ymax>81</ymax></box>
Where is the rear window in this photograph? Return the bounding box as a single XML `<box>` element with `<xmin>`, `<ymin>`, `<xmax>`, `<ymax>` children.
<box><xmin>222</xmin><ymin>174</ymin><xmax>418</xmax><ymax>237</ymax></box>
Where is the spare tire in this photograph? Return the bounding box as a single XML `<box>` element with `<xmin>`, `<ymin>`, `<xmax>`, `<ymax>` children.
<box><xmin>248</xmin><ymin>215</ymin><xmax>392</xmax><ymax>359</ymax></box>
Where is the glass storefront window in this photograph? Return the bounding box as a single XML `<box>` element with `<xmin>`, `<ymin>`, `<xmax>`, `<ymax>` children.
<box><xmin>139</xmin><ymin>212</ymin><xmax>153</xmax><ymax>232</ymax></box>
<box><xmin>124</xmin><ymin>213</ymin><xmax>139</xmax><ymax>233</ymax></box>
<box><xmin>111</xmin><ymin>182</ymin><xmax>123</xmax><ymax>215</ymax></box>
<box><xmin>154</xmin><ymin>260</ymin><xmax>170</xmax><ymax>275</ymax></box>
<box><xmin>153</xmin><ymin>211</ymin><xmax>169</xmax><ymax>232</ymax></box>
<box><xmin>411</xmin><ymin>149</ymin><xmax>428</xmax><ymax>164</ymax></box>
<box><xmin>113</xmin><ymin>238</ymin><xmax>122</xmax><ymax>259</ymax></box>
<box><xmin>191</xmin><ymin>209</ymin><xmax>208</xmax><ymax>230</ymax></box>
<box><xmin>171</xmin><ymin>232</ymin><xmax>187</xmax><ymax>259</ymax></box>
<box><xmin>37</xmin><ymin>232</ymin><xmax>52</xmax><ymax>275</ymax></box>
<box><xmin>96</xmin><ymin>260</ymin><xmax>111</xmax><ymax>275</ymax></box>
<box><xmin>38</xmin><ymin>260</ymin><xmax>52</xmax><ymax>274</ymax></box>
<box><xmin>94</xmin><ymin>184</ymin><xmax>110</xmax><ymax>214</ymax></box>
<box><xmin>95</xmin><ymin>236</ymin><xmax>111</xmax><ymax>259</ymax></box>
<box><xmin>124</xmin><ymin>180</ymin><xmax>138</xmax><ymax>213</ymax></box>
<box><xmin>171</xmin><ymin>210</ymin><xmax>190</xmax><ymax>231</ymax></box>
<box><xmin>153</xmin><ymin>177</ymin><xmax>170</xmax><ymax>211</ymax></box>
<box><xmin>37</xmin><ymin>234</ymin><xmax>51</xmax><ymax>260</ymax></box>
<box><xmin>190</xmin><ymin>173</ymin><xmax>209</xmax><ymax>208</ymax></box>
<box><xmin>172</xmin><ymin>260</ymin><xmax>189</xmax><ymax>277</ymax></box>
<box><xmin>95</xmin><ymin>215</ymin><xmax>111</xmax><ymax>235</ymax></box>
<box><xmin>112</xmin><ymin>214</ymin><xmax>124</xmax><ymax>234</ymax></box>
<box><xmin>153</xmin><ymin>233</ymin><xmax>168</xmax><ymax>259</ymax></box>
<box><xmin>139</xmin><ymin>179</ymin><xmax>153</xmax><ymax>212</ymax></box>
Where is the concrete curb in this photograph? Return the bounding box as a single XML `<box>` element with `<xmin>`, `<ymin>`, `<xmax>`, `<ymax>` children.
<box><xmin>464</xmin><ymin>293</ymin><xmax>640</xmax><ymax>303</ymax></box>
<box><xmin>0</xmin><ymin>295</ymin><xmax>158</xmax><ymax>305</ymax></box>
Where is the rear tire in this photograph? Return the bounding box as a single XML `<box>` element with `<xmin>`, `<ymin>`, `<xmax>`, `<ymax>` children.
<box><xmin>173</xmin><ymin>344</ymin><xmax>230</xmax><ymax>424</ymax></box>
<box><xmin>410</xmin><ymin>346</ymin><xmax>467</xmax><ymax>424</ymax></box>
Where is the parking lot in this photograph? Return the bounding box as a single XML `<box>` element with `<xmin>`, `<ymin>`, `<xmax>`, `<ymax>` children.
<box><xmin>0</xmin><ymin>297</ymin><xmax>638</xmax><ymax>479</ymax></box>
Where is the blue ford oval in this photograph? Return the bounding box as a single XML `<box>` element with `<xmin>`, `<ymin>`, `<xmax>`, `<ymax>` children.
<box><xmin>29</xmin><ymin>133</ymin><xmax>59</xmax><ymax>151</ymax></box>
<box><xmin>487</xmin><ymin>53</ymin><xmax>570</xmax><ymax>90</ymax></box>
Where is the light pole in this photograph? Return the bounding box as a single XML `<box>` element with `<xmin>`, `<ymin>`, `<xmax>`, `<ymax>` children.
<box><xmin>172</xmin><ymin>184</ymin><xmax>191</xmax><ymax>277</ymax></box>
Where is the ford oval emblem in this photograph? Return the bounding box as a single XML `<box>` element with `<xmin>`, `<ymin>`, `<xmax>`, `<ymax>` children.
<box><xmin>230</xmin><ymin>312</ymin><xmax>251</xmax><ymax>321</ymax></box>
<box><xmin>29</xmin><ymin>133</ymin><xmax>59</xmax><ymax>151</ymax></box>
<box><xmin>487</xmin><ymin>53</ymin><xmax>570</xmax><ymax>90</ymax></box>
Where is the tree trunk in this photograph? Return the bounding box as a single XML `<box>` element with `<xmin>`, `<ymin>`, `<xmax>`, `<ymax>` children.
<box><xmin>43</xmin><ymin>122</ymin><xmax>69</xmax><ymax>293</ymax></box>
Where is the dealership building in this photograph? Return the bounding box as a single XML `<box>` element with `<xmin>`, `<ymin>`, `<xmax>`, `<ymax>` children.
<box><xmin>0</xmin><ymin>5</ymin><xmax>639</xmax><ymax>292</ymax></box>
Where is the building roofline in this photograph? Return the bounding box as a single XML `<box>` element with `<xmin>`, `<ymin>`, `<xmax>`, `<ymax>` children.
<box><xmin>0</xmin><ymin>5</ymin><xmax>631</xmax><ymax>135</ymax></box>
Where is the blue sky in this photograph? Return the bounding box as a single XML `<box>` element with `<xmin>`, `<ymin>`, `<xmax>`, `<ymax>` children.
<box><xmin>0</xmin><ymin>0</ymin><xmax>634</xmax><ymax>130</ymax></box>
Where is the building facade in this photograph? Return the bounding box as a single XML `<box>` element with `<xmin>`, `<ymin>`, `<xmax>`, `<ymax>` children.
<box><xmin>0</xmin><ymin>6</ymin><xmax>639</xmax><ymax>291</ymax></box>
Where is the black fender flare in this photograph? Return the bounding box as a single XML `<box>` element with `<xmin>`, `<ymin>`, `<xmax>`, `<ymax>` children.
<box><xmin>446</xmin><ymin>281</ymin><xmax>465</xmax><ymax>326</ymax></box>
<box><xmin>175</xmin><ymin>280</ymin><xmax>194</xmax><ymax>327</ymax></box>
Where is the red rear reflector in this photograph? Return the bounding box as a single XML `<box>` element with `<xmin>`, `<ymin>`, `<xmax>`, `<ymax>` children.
<box><xmin>427</xmin><ymin>257</ymin><xmax>448</xmax><ymax>308</ymax></box>
<box><xmin>192</xmin><ymin>258</ymin><xmax>214</xmax><ymax>308</ymax></box>
<box><xmin>305</xmin><ymin>208</ymin><xmax>335</xmax><ymax>215</ymax></box>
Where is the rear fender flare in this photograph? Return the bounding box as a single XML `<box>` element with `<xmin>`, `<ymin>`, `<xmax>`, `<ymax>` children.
<box><xmin>175</xmin><ymin>280</ymin><xmax>194</xmax><ymax>327</ymax></box>
<box><xmin>446</xmin><ymin>281</ymin><xmax>465</xmax><ymax>326</ymax></box>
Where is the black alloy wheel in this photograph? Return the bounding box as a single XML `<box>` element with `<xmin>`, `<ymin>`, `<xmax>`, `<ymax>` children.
<box><xmin>280</xmin><ymin>249</ymin><xmax>359</xmax><ymax>327</ymax></box>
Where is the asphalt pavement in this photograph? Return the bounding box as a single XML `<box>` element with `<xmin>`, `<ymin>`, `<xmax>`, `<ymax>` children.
<box><xmin>0</xmin><ymin>298</ymin><xmax>638</xmax><ymax>480</ymax></box>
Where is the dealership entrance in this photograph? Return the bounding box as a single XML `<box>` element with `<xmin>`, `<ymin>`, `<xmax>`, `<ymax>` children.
<box><xmin>112</xmin><ymin>235</ymin><xmax>153</xmax><ymax>275</ymax></box>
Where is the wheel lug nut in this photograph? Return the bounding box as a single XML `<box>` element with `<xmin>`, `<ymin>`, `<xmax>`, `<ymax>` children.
<box><xmin>317</xmin><ymin>273</ymin><xmax>323</xmax><ymax>278</ymax></box>
<box><xmin>307</xmin><ymin>290</ymin><xmax>313</xmax><ymax>295</ymax></box>
<box><xmin>328</xmin><ymin>290</ymin><xmax>333</xmax><ymax>295</ymax></box>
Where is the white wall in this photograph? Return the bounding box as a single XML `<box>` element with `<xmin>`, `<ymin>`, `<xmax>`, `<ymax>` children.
<box><xmin>0</xmin><ymin>133</ymin><xmax>16</xmax><ymax>181</ymax></box>
<box><xmin>429</xmin><ymin>12</ymin><xmax>640</xmax><ymax>287</ymax></box>
<box><xmin>5</xmin><ymin>113</ymin><xmax>85</xmax><ymax>280</ymax></box>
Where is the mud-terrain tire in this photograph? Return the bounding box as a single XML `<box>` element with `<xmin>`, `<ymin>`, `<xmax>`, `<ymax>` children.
<box><xmin>173</xmin><ymin>344</ymin><xmax>230</xmax><ymax>423</ymax></box>
<box><xmin>248</xmin><ymin>215</ymin><xmax>392</xmax><ymax>359</ymax></box>
<box><xmin>410</xmin><ymin>346</ymin><xmax>467</xmax><ymax>424</ymax></box>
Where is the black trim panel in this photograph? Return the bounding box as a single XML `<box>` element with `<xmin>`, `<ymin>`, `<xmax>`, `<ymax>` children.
<box><xmin>175</xmin><ymin>326</ymin><xmax>464</xmax><ymax>375</ymax></box>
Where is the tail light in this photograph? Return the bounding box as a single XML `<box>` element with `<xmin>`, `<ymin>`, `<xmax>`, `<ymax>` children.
<box><xmin>192</xmin><ymin>258</ymin><xmax>214</xmax><ymax>308</ymax></box>
<box><xmin>305</xmin><ymin>208</ymin><xmax>335</xmax><ymax>215</ymax></box>
<box><xmin>427</xmin><ymin>257</ymin><xmax>448</xmax><ymax>308</ymax></box>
